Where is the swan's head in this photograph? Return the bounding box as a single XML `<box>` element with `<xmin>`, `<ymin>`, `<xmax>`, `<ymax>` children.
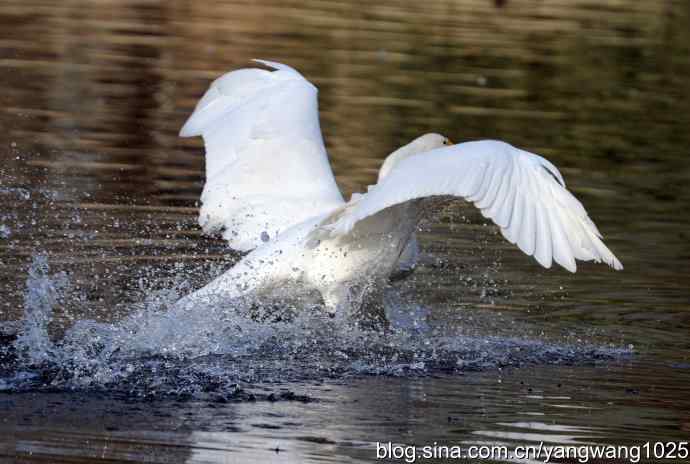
<box><xmin>377</xmin><ymin>133</ymin><xmax>451</xmax><ymax>182</ymax></box>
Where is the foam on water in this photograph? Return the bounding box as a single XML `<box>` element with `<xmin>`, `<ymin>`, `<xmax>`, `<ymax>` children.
<box><xmin>0</xmin><ymin>255</ymin><xmax>629</xmax><ymax>399</ymax></box>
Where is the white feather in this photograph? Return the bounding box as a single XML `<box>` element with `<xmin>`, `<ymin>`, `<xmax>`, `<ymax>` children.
<box><xmin>177</xmin><ymin>62</ymin><xmax>622</xmax><ymax>315</ymax></box>
<box><xmin>180</xmin><ymin>60</ymin><xmax>344</xmax><ymax>251</ymax></box>
<box><xmin>320</xmin><ymin>140</ymin><xmax>622</xmax><ymax>272</ymax></box>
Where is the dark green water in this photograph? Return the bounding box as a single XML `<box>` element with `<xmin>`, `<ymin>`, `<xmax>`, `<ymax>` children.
<box><xmin>0</xmin><ymin>0</ymin><xmax>689</xmax><ymax>462</ymax></box>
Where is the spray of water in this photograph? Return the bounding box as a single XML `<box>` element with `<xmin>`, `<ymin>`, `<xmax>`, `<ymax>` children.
<box><xmin>0</xmin><ymin>254</ymin><xmax>629</xmax><ymax>399</ymax></box>
<box><xmin>14</xmin><ymin>255</ymin><xmax>67</xmax><ymax>364</ymax></box>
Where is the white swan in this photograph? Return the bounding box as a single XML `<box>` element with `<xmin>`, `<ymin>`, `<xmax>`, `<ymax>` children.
<box><xmin>176</xmin><ymin>60</ymin><xmax>622</xmax><ymax>316</ymax></box>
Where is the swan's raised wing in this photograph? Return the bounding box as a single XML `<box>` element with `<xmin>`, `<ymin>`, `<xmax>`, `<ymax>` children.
<box><xmin>180</xmin><ymin>60</ymin><xmax>344</xmax><ymax>251</ymax></box>
<box><xmin>323</xmin><ymin>140</ymin><xmax>622</xmax><ymax>272</ymax></box>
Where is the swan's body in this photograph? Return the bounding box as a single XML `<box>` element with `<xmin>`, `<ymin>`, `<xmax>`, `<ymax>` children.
<box><xmin>176</xmin><ymin>60</ymin><xmax>622</xmax><ymax>316</ymax></box>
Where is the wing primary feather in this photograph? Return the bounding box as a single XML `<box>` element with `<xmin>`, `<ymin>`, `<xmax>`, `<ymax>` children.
<box><xmin>541</xmin><ymin>165</ymin><xmax>564</xmax><ymax>187</ymax></box>
<box><xmin>502</xmin><ymin>161</ymin><xmax>526</xmax><ymax>244</ymax></box>
<box><xmin>475</xmin><ymin>158</ymin><xmax>506</xmax><ymax>209</ymax></box>
<box><xmin>554</xmin><ymin>203</ymin><xmax>595</xmax><ymax>261</ymax></box>
<box><xmin>499</xmin><ymin>188</ymin><xmax>521</xmax><ymax>244</ymax></box>
<box><xmin>482</xmin><ymin>157</ymin><xmax>514</xmax><ymax>226</ymax></box>
<box><xmin>545</xmin><ymin>199</ymin><xmax>577</xmax><ymax>272</ymax></box>
<box><xmin>517</xmin><ymin>196</ymin><xmax>536</xmax><ymax>256</ymax></box>
<box><xmin>533</xmin><ymin>204</ymin><xmax>553</xmax><ymax>268</ymax></box>
<box><xmin>534</xmin><ymin>154</ymin><xmax>566</xmax><ymax>187</ymax></box>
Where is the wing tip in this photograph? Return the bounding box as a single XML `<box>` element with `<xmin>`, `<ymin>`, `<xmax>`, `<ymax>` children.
<box><xmin>534</xmin><ymin>254</ymin><xmax>553</xmax><ymax>270</ymax></box>
<box><xmin>251</xmin><ymin>58</ymin><xmax>274</xmax><ymax>68</ymax></box>
<box><xmin>557</xmin><ymin>256</ymin><xmax>622</xmax><ymax>273</ymax></box>
<box><xmin>562</xmin><ymin>260</ymin><xmax>577</xmax><ymax>273</ymax></box>
<box><xmin>179</xmin><ymin>120</ymin><xmax>198</xmax><ymax>138</ymax></box>
<box><xmin>178</xmin><ymin>59</ymin><xmax>307</xmax><ymax>138</ymax></box>
<box><xmin>251</xmin><ymin>59</ymin><xmax>298</xmax><ymax>74</ymax></box>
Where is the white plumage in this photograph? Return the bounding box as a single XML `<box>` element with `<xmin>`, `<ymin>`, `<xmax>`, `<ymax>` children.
<box><xmin>180</xmin><ymin>60</ymin><xmax>343</xmax><ymax>251</ymax></box>
<box><xmin>177</xmin><ymin>60</ymin><xmax>622</xmax><ymax>315</ymax></box>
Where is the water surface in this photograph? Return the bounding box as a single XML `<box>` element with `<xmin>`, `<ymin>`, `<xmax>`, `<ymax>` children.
<box><xmin>1</xmin><ymin>0</ymin><xmax>689</xmax><ymax>462</ymax></box>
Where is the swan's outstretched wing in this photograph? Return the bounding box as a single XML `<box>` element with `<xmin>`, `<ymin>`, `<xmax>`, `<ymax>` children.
<box><xmin>323</xmin><ymin>140</ymin><xmax>622</xmax><ymax>272</ymax></box>
<box><xmin>180</xmin><ymin>60</ymin><xmax>344</xmax><ymax>251</ymax></box>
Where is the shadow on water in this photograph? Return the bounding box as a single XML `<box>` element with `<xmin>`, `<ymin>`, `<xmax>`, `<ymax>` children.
<box><xmin>0</xmin><ymin>0</ymin><xmax>689</xmax><ymax>462</ymax></box>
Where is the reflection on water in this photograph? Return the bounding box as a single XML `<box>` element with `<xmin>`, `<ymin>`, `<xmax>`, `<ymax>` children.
<box><xmin>1</xmin><ymin>0</ymin><xmax>689</xmax><ymax>462</ymax></box>
<box><xmin>3</xmin><ymin>364</ymin><xmax>690</xmax><ymax>463</ymax></box>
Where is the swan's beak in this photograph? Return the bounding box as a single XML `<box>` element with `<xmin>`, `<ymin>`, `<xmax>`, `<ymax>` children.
<box><xmin>444</xmin><ymin>138</ymin><xmax>453</xmax><ymax>146</ymax></box>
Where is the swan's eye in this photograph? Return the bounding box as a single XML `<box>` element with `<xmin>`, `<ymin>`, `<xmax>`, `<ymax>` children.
<box><xmin>443</xmin><ymin>138</ymin><xmax>452</xmax><ymax>145</ymax></box>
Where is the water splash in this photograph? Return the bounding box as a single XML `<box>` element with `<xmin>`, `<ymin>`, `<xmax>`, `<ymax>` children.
<box><xmin>0</xmin><ymin>254</ymin><xmax>630</xmax><ymax>399</ymax></box>
<box><xmin>13</xmin><ymin>255</ymin><xmax>68</xmax><ymax>364</ymax></box>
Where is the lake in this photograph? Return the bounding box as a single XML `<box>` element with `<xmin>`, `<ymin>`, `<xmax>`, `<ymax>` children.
<box><xmin>0</xmin><ymin>0</ymin><xmax>689</xmax><ymax>462</ymax></box>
